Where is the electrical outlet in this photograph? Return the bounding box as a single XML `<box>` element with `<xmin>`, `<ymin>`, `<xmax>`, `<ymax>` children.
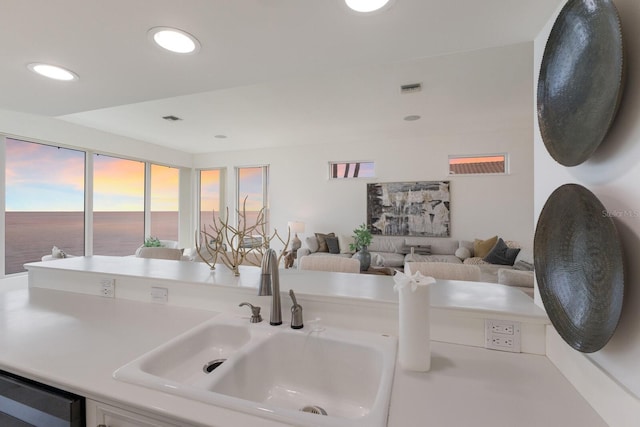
<box><xmin>491</xmin><ymin>336</ymin><xmax>514</xmax><ymax>348</ymax></box>
<box><xmin>491</xmin><ymin>324</ymin><xmax>514</xmax><ymax>335</ymax></box>
<box><xmin>151</xmin><ymin>286</ymin><xmax>168</xmax><ymax>303</ymax></box>
<box><xmin>485</xmin><ymin>319</ymin><xmax>521</xmax><ymax>352</ymax></box>
<box><xmin>100</xmin><ymin>278</ymin><xmax>115</xmax><ymax>298</ymax></box>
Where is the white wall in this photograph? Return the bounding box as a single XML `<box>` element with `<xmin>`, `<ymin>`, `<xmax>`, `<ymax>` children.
<box><xmin>194</xmin><ymin>43</ymin><xmax>535</xmax><ymax>249</ymax></box>
<box><xmin>535</xmin><ymin>0</ymin><xmax>640</xmax><ymax>424</ymax></box>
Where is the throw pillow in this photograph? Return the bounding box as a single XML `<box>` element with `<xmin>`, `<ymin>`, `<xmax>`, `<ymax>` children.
<box><xmin>305</xmin><ymin>236</ymin><xmax>319</xmax><ymax>253</ymax></box>
<box><xmin>315</xmin><ymin>232</ymin><xmax>335</xmax><ymax>252</ymax></box>
<box><xmin>455</xmin><ymin>247</ymin><xmax>471</xmax><ymax>260</ymax></box>
<box><xmin>483</xmin><ymin>238</ymin><xmax>521</xmax><ymax>266</ymax></box>
<box><xmin>338</xmin><ymin>234</ymin><xmax>355</xmax><ymax>254</ymax></box>
<box><xmin>326</xmin><ymin>236</ymin><xmax>340</xmax><ymax>254</ymax></box>
<box><xmin>51</xmin><ymin>246</ymin><xmax>66</xmax><ymax>259</ymax></box>
<box><xmin>473</xmin><ymin>236</ymin><xmax>498</xmax><ymax>258</ymax></box>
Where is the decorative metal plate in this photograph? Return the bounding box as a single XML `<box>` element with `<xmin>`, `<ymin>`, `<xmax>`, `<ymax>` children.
<box><xmin>537</xmin><ymin>0</ymin><xmax>624</xmax><ymax>167</ymax></box>
<box><xmin>534</xmin><ymin>184</ymin><xmax>624</xmax><ymax>353</ymax></box>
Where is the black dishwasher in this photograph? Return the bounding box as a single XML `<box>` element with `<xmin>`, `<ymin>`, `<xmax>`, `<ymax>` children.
<box><xmin>0</xmin><ymin>370</ymin><xmax>85</xmax><ymax>427</ymax></box>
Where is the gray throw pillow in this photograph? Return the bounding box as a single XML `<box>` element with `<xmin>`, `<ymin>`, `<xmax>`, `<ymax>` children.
<box><xmin>483</xmin><ymin>238</ymin><xmax>520</xmax><ymax>266</ymax></box>
<box><xmin>326</xmin><ymin>236</ymin><xmax>340</xmax><ymax>254</ymax></box>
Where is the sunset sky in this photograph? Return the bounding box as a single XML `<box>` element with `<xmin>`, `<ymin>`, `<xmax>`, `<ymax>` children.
<box><xmin>5</xmin><ymin>139</ymin><xmax>85</xmax><ymax>211</ymax></box>
<box><xmin>5</xmin><ymin>138</ymin><xmax>180</xmax><ymax>212</ymax></box>
<box><xmin>5</xmin><ymin>138</ymin><xmax>261</xmax><ymax>213</ymax></box>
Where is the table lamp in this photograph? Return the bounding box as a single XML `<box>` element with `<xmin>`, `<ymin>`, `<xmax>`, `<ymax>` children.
<box><xmin>288</xmin><ymin>221</ymin><xmax>305</xmax><ymax>251</ymax></box>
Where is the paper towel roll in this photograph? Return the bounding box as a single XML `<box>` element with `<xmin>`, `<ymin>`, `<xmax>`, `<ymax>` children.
<box><xmin>397</xmin><ymin>277</ymin><xmax>431</xmax><ymax>371</ymax></box>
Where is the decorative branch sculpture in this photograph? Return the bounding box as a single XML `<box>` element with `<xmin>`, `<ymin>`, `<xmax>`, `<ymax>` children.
<box><xmin>195</xmin><ymin>197</ymin><xmax>291</xmax><ymax>275</ymax></box>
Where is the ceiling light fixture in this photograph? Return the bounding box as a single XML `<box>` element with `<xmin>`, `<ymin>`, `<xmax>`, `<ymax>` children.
<box><xmin>404</xmin><ymin>115</ymin><xmax>421</xmax><ymax>121</ymax></box>
<box><xmin>27</xmin><ymin>63</ymin><xmax>78</xmax><ymax>81</ymax></box>
<box><xmin>148</xmin><ymin>27</ymin><xmax>201</xmax><ymax>54</ymax></box>
<box><xmin>345</xmin><ymin>0</ymin><xmax>391</xmax><ymax>13</ymax></box>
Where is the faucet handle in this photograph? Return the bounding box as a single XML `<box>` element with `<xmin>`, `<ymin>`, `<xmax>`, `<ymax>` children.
<box><xmin>289</xmin><ymin>289</ymin><xmax>303</xmax><ymax>329</ymax></box>
<box><xmin>239</xmin><ymin>302</ymin><xmax>263</xmax><ymax>323</ymax></box>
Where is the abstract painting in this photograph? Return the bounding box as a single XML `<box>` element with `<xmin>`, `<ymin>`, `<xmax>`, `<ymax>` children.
<box><xmin>367</xmin><ymin>181</ymin><xmax>450</xmax><ymax>237</ymax></box>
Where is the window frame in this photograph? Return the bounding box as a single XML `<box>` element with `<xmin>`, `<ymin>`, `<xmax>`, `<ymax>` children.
<box><xmin>447</xmin><ymin>153</ymin><xmax>509</xmax><ymax>176</ymax></box>
<box><xmin>148</xmin><ymin>163</ymin><xmax>181</xmax><ymax>241</ymax></box>
<box><xmin>3</xmin><ymin>137</ymin><xmax>87</xmax><ymax>274</ymax></box>
<box><xmin>197</xmin><ymin>167</ymin><xmax>226</xmax><ymax>236</ymax></box>
<box><xmin>92</xmin><ymin>153</ymin><xmax>146</xmax><ymax>256</ymax></box>
<box><xmin>1</xmin><ymin>133</ymin><xmax>190</xmax><ymax>276</ymax></box>
<box><xmin>235</xmin><ymin>165</ymin><xmax>269</xmax><ymax>233</ymax></box>
<box><xmin>328</xmin><ymin>160</ymin><xmax>376</xmax><ymax>180</ymax></box>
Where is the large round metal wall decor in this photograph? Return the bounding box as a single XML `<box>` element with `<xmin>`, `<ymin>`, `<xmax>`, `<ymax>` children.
<box><xmin>537</xmin><ymin>0</ymin><xmax>624</xmax><ymax>167</ymax></box>
<box><xmin>534</xmin><ymin>184</ymin><xmax>624</xmax><ymax>353</ymax></box>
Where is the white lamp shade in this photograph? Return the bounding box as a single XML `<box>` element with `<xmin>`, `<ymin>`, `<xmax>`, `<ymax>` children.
<box><xmin>288</xmin><ymin>221</ymin><xmax>305</xmax><ymax>234</ymax></box>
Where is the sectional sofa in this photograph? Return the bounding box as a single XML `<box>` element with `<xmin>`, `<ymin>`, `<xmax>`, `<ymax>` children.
<box><xmin>297</xmin><ymin>233</ymin><xmax>534</xmax><ymax>296</ymax></box>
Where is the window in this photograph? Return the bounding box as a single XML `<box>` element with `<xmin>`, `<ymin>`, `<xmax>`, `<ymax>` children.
<box><xmin>3</xmin><ymin>137</ymin><xmax>190</xmax><ymax>275</ymax></box>
<box><xmin>199</xmin><ymin>169</ymin><xmax>223</xmax><ymax>234</ymax></box>
<box><xmin>93</xmin><ymin>154</ymin><xmax>145</xmax><ymax>256</ymax></box>
<box><xmin>448</xmin><ymin>154</ymin><xmax>508</xmax><ymax>175</ymax></box>
<box><xmin>150</xmin><ymin>164</ymin><xmax>179</xmax><ymax>241</ymax></box>
<box><xmin>5</xmin><ymin>138</ymin><xmax>85</xmax><ymax>274</ymax></box>
<box><xmin>236</xmin><ymin>166</ymin><xmax>268</xmax><ymax>233</ymax></box>
<box><xmin>329</xmin><ymin>161</ymin><xmax>375</xmax><ymax>179</ymax></box>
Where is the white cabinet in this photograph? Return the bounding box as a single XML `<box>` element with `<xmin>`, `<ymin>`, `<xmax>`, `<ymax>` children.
<box><xmin>86</xmin><ymin>399</ymin><xmax>190</xmax><ymax>427</ymax></box>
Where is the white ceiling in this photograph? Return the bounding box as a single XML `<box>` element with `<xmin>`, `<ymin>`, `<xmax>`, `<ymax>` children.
<box><xmin>0</xmin><ymin>0</ymin><xmax>562</xmax><ymax>154</ymax></box>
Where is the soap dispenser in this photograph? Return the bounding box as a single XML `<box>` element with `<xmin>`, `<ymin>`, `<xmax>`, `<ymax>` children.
<box><xmin>289</xmin><ymin>289</ymin><xmax>303</xmax><ymax>329</ymax></box>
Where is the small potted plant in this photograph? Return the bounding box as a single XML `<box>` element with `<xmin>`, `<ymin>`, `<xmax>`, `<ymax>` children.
<box><xmin>144</xmin><ymin>236</ymin><xmax>162</xmax><ymax>247</ymax></box>
<box><xmin>350</xmin><ymin>223</ymin><xmax>372</xmax><ymax>271</ymax></box>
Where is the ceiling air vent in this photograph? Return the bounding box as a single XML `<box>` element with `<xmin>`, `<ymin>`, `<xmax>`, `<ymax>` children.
<box><xmin>162</xmin><ymin>115</ymin><xmax>182</xmax><ymax>121</ymax></box>
<box><xmin>400</xmin><ymin>83</ymin><xmax>422</xmax><ymax>94</ymax></box>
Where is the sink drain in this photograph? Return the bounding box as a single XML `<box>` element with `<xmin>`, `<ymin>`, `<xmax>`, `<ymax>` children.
<box><xmin>300</xmin><ymin>405</ymin><xmax>328</xmax><ymax>416</ymax></box>
<box><xmin>203</xmin><ymin>359</ymin><xmax>226</xmax><ymax>374</ymax></box>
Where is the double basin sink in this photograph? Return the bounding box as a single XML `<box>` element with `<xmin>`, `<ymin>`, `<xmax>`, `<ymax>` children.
<box><xmin>113</xmin><ymin>312</ymin><xmax>397</xmax><ymax>427</ymax></box>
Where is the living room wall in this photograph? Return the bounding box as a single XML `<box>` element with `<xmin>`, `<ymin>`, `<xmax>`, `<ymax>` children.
<box><xmin>194</xmin><ymin>43</ymin><xmax>535</xmax><ymax>250</ymax></box>
<box><xmin>534</xmin><ymin>0</ymin><xmax>640</xmax><ymax>424</ymax></box>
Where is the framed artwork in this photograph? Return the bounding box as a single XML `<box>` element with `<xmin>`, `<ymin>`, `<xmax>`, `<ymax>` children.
<box><xmin>367</xmin><ymin>181</ymin><xmax>450</xmax><ymax>237</ymax></box>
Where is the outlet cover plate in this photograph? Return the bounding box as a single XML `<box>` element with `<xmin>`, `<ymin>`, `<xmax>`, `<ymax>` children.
<box><xmin>100</xmin><ymin>278</ymin><xmax>115</xmax><ymax>298</ymax></box>
<box><xmin>485</xmin><ymin>319</ymin><xmax>521</xmax><ymax>352</ymax></box>
<box><xmin>151</xmin><ymin>286</ymin><xmax>168</xmax><ymax>303</ymax></box>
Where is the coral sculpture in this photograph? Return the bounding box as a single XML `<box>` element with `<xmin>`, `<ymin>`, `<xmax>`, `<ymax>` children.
<box><xmin>195</xmin><ymin>197</ymin><xmax>290</xmax><ymax>275</ymax></box>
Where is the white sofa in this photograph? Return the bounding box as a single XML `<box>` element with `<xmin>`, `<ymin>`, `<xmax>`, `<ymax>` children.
<box><xmin>297</xmin><ymin>234</ymin><xmax>464</xmax><ymax>269</ymax></box>
<box><xmin>297</xmin><ymin>233</ymin><xmax>535</xmax><ymax>296</ymax></box>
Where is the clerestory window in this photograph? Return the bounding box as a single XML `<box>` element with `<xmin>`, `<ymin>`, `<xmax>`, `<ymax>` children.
<box><xmin>329</xmin><ymin>161</ymin><xmax>375</xmax><ymax>179</ymax></box>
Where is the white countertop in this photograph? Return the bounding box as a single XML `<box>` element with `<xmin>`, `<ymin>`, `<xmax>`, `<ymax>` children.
<box><xmin>26</xmin><ymin>256</ymin><xmax>547</xmax><ymax>321</ymax></box>
<box><xmin>0</xmin><ymin>276</ymin><xmax>605</xmax><ymax>427</ymax></box>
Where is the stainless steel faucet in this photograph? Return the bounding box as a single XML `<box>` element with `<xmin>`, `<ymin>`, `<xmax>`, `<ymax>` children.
<box><xmin>259</xmin><ymin>248</ymin><xmax>282</xmax><ymax>325</ymax></box>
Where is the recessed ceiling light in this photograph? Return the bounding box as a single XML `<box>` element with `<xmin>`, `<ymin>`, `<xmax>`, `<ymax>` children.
<box><xmin>27</xmin><ymin>63</ymin><xmax>78</xmax><ymax>81</ymax></box>
<box><xmin>404</xmin><ymin>115</ymin><xmax>421</xmax><ymax>121</ymax></box>
<box><xmin>345</xmin><ymin>0</ymin><xmax>391</xmax><ymax>13</ymax></box>
<box><xmin>148</xmin><ymin>27</ymin><xmax>201</xmax><ymax>54</ymax></box>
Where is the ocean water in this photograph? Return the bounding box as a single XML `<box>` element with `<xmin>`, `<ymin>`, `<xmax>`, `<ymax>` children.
<box><xmin>5</xmin><ymin>211</ymin><xmax>178</xmax><ymax>274</ymax></box>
